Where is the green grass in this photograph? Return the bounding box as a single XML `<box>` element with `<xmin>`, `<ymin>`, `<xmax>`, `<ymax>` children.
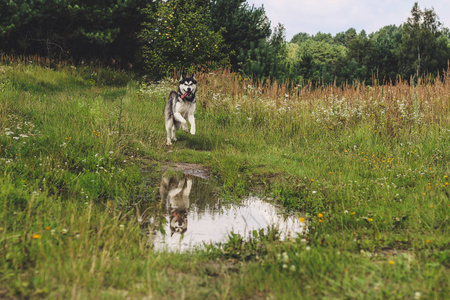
<box><xmin>0</xmin><ymin>59</ymin><xmax>448</xmax><ymax>299</ymax></box>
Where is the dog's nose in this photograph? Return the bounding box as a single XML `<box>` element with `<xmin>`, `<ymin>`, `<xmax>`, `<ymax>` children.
<box><xmin>186</xmin><ymin>87</ymin><xmax>191</xmax><ymax>92</ymax></box>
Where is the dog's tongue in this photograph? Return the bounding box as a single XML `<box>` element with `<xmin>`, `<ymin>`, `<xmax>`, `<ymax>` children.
<box><xmin>181</xmin><ymin>92</ymin><xmax>191</xmax><ymax>99</ymax></box>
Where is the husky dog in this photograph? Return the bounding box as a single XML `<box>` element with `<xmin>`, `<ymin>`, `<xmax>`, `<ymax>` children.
<box><xmin>164</xmin><ymin>75</ymin><xmax>197</xmax><ymax>145</ymax></box>
<box><xmin>159</xmin><ymin>174</ymin><xmax>192</xmax><ymax>236</ymax></box>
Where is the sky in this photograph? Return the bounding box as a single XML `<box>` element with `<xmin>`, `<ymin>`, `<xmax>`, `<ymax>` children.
<box><xmin>246</xmin><ymin>0</ymin><xmax>450</xmax><ymax>41</ymax></box>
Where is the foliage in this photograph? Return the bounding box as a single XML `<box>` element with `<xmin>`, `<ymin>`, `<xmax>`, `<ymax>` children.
<box><xmin>285</xmin><ymin>3</ymin><xmax>450</xmax><ymax>85</ymax></box>
<box><xmin>396</xmin><ymin>2</ymin><xmax>450</xmax><ymax>79</ymax></box>
<box><xmin>0</xmin><ymin>1</ymin><xmax>149</xmax><ymax>66</ymax></box>
<box><xmin>370</xmin><ymin>25</ymin><xmax>403</xmax><ymax>81</ymax></box>
<box><xmin>139</xmin><ymin>0</ymin><xmax>228</xmax><ymax>79</ymax></box>
<box><xmin>237</xmin><ymin>23</ymin><xmax>287</xmax><ymax>82</ymax></box>
<box><xmin>1</xmin><ymin>1</ymin><xmax>450</xmax><ymax>84</ymax></box>
<box><xmin>209</xmin><ymin>0</ymin><xmax>271</xmax><ymax>69</ymax></box>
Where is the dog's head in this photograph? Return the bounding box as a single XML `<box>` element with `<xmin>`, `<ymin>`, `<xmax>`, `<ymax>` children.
<box><xmin>178</xmin><ymin>75</ymin><xmax>197</xmax><ymax>100</ymax></box>
<box><xmin>169</xmin><ymin>208</ymin><xmax>188</xmax><ymax>236</ymax></box>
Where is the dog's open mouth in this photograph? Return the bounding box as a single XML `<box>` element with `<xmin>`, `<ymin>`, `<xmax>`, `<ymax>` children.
<box><xmin>181</xmin><ymin>92</ymin><xmax>191</xmax><ymax>99</ymax></box>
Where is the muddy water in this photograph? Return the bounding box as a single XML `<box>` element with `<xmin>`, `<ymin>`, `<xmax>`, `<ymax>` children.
<box><xmin>139</xmin><ymin>171</ymin><xmax>307</xmax><ymax>252</ymax></box>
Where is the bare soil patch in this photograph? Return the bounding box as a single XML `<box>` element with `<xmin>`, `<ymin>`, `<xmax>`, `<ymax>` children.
<box><xmin>160</xmin><ymin>162</ymin><xmax>211</xmax><ymax>180</ymax></box>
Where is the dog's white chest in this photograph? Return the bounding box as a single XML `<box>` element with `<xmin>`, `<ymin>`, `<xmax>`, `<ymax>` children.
<box><xmin>175</xmin><ymin>101</ymin><xmax>195</xmax><ymax>117</ymax></box>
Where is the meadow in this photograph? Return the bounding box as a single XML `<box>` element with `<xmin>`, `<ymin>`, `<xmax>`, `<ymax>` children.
<box><xmin>0</xmin><ymin>56</ymin><xmax>448</xmax><ymax>299</ymax></box>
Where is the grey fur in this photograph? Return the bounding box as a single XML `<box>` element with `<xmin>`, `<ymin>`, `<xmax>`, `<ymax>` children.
<box><xmin>164</xmin><ymin>76</ymin><xmax>197</xmax><ymax>145</ymax></box>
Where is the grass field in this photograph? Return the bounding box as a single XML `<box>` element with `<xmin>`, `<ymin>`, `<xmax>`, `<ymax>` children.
<box><xmin>0</xmin><ymin>56</ymin><xmax>449</xmax><ymax>299</ymax></box>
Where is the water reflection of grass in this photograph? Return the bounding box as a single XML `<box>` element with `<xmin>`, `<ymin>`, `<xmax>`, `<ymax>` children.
<box><xmin>0</xmin><ymin>58</ymin><xmax>448</xmax><ymax>298</ymax></box>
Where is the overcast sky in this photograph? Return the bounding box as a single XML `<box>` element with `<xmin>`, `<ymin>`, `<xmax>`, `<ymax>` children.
<box><xmin>246</xmin><ymin>0</ymin><xmax>450</xmax><ymax>41</ymax></box>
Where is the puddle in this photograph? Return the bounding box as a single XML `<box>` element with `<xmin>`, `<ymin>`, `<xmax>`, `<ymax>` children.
<box><xmin>138</xmin><ymin>171</ymin><xmax>307</xmax><ymax>252</ymax></box>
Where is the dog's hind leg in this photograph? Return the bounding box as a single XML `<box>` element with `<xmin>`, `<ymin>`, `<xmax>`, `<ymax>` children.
<box><xmin>165</xmin><ymin>118</ymin><xmax>174</xmax><ymax>145</ymax></box>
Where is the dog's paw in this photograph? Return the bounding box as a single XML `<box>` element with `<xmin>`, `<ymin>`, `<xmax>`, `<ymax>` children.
<box><xmin>190</xmin><ymin>130</ymin><xmax>195</xmax><ymax>135</ymax></box>
<box><xmin>182</xmin><ymin>126</ymin><xmax>188</xmax><ymax>133</ymax></box>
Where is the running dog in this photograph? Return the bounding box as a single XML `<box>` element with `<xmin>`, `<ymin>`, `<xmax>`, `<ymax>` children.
<box><xmin>164</xmin><ymin>75</ymin><xmax>197</xmax><ymax>145</ymax></box>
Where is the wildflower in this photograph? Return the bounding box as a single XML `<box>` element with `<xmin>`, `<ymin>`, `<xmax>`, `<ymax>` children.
<box><xmin>299</xmin><ymin>217</ymin><xmax>305</xmax><ymax>223</ymax></box>
<box><xmin>426</xmin><ymin>240</ymin><xmax>431</xmax><ymax>244</ymax></box>
<box><xmin>388</xmin><ymin>260</ymin><xmax>395</xmax><ymax>265</ymax></box>
<box><xmin>368</xmin><ymin>218</ymin><xmax>373</xmax><ymax>222</ymax></box>
<box><xmin>318</xmin><ymin>213</ymin><xmax>323</xmax><ymax>218</ymax></box>
<box><xmin>62</xmin><ymin>228</ymin><xmax>68</xmax><ymax>234</ymax></box>
<box><xmin>318</xmin><ymin>219</ymin><xmax>323</xmax><ymax>223</ymax></box>
<box><xmin>45</xmin><ymin>226</ymin><xmax>51</xmax><ymax>230</ymax></box>
<box><xmin>351</xmin><ymin>212</ymin><xmax>356</xmax><ymax>215</ymax></box>
<box><xmin>32</xmin><ymin>234</ymin><xmax>41</xmax><ymax>239</ymax></box>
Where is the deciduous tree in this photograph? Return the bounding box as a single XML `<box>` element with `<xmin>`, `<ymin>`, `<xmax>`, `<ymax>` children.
<box><xmin>139</xmin><ymin>0</ymin><xmax>228</xmax><ymax>79</ymax></box>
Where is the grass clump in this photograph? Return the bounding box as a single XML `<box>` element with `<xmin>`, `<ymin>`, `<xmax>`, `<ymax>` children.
<box><xmin>0</xmin><ymin>57</ymin><xmax>448</xmax><ymax>298</ymax></box>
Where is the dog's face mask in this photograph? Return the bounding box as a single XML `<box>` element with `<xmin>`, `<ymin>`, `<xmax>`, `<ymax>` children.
<box><xmin>179</xmin><ymin>76</ymin><xmax>197</xmax><ymax>99</ymax></box>
<box><xmin>170</xmin><ymin>209</ymin><xmax>188</xmax><ymax>236</ymax></box>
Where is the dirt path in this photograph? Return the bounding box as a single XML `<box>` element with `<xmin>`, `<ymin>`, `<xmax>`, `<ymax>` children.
<box><xmin>160</xmin><ymin>162</ymin><xmax>211</xmax><ymax>180</ymax></box>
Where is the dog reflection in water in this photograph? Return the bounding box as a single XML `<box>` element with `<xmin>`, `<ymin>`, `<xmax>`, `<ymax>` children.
<box><xmin>159</xmin><ymin>174</ymin><xmax>192</xmax><ymax>236</ymax></box>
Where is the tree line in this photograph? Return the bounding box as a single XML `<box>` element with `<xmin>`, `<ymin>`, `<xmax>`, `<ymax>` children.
<box><xmin>1</xmin><ymin>1</ymin><xmax>449</xmax><ymax>84</ymax></box>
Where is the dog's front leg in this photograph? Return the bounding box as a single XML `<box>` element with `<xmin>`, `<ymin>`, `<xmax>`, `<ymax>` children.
<box><xmin>188</xmin><ymin>114</ymin><xmax>195</xmax><ymax>135</ymax></box>
<box><xmin>173</xmin><ymin>112</ymin><xmax>188</xmax><ymax>132</ymax></box>
<box><xmin>184</xmin><ymin>179</ymin><xmax>192</xmax><ymax>196</ymax></box>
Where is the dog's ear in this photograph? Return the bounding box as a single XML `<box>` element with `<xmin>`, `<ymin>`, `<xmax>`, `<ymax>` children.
<box><xmin>180</xmin><ymin>74</ymin><xmax>185</xmax><ymax>81</ymax></box>
<box><xmin>192</xmin><ymin>73</ymin><xmax>195</xmax><ymax>80</ymax></box>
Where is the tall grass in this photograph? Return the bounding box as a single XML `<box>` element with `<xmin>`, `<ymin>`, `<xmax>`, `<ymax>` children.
<box><xmin>1</xmin><ymin>57</ymin><xmax>448</xmax><ymax>298</ymax></box>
